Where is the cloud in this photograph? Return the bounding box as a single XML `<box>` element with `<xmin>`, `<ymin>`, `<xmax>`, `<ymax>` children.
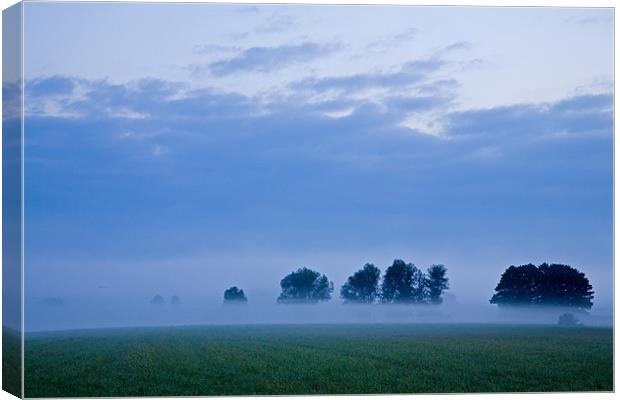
<box><xmin>439</xmin><ymin>41</ymin><xmax>471</xmax><ymax>54</ymax></box>
<box><xmin>25</xmin><ymin>75</ymin><xmax>612</xmax><ymax>154</ymax></box>
<box><xmin>27</xmin><ymin>75</ymin><xmax>76</xmax><ymax>97</ymax></box>
<box><xmin>22</xmin><ymin>75</ymin><xmax>614</xmax><ymax>267</ymax></box>
<box><xmin>208</xmin><ymin>42</ymin><xmax>341</xmax><ymax>76</ymax></box>
<box><xmin>445</xmin><ymin>93</ymin><xmax>613</xmax><ymax>140</ymax></box>
<box><xmin>292</xmin><ymin>57</ymin><xmax>445</xmax><ymax>94</ymax></box>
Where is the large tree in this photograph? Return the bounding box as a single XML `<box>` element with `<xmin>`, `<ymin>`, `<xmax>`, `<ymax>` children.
<box><xmin>277</xmin><ymin>268</ymin><xmax>333</xmax><ymax>303</ymax></box>
<box><xmin>340</xmin><ymin>263</ymin><xmax>381</xmax><ymax>303</ymax></box>
<box><xmin>426</xmin><ymin>264</ymin><xmax>449</xmax><ymax>304</ymax></box>
<box><xmin>490</xmin><ymin>263</ymin><xmax>593</xmax><ymax>309</ymax></box>
<box><xmin>223</xmin><ymin>286</ymin><xmax>248</xmax><ymax>304</ymax></box>
<box><xmin>381</xmin><ymin>259</ymin><xmax>427</xmax><ymax>304</ymax></box>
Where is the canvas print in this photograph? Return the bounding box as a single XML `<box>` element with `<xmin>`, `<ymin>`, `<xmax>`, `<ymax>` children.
<box><xmin>2</xmin><ymin>1</ymin><xmax>614</xmax><ymax>397</ymax></box>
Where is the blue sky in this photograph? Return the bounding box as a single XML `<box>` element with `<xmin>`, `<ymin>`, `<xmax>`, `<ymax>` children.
<box><xmin>21</xmin><ymin>3</ymin><xmax>613</xmax><ymax>313</ymax></box>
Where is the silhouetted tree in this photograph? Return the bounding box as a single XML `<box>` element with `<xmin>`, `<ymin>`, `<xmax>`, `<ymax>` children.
<box><xmin>490</xmin><ymin>263</ymin><xmax>593</xmax><ymax>309</ymax></box>
<box><xmin>150</xmin><ymin>294</ymin><xmax>165</xmax><ymax>306</ymax></box>
<box><xmin>170</xmin><ymin>295</ymin><xmax>181</xmax><ymax>305</ymax></box>
<box><xmin>278</xmin><ymin>268</ymin><xmax>333</xmax><ymax>303</ymax></box>
<box><xmin>223</xmin><ymin>286</ymin><xmax>248</xmax><ymax>304</ymax></box>
<box><xmin>340</xmin><ymin>263</ymin><xmax>381</xmax><ymax>303</ymax></box>
<box><xmin>381</xmin><ymin>259</ymin><xmax>427</xmax><ymax>304</ymax></box>
<box><xmin>426</xmin><ymin>264</ymin><xmax>449</xmax><ymax>304</ymax></box>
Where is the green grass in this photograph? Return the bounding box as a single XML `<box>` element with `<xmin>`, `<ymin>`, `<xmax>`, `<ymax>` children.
<box><xmin>3</xmin><ymin>328</ymin><xmax>22</xmax><ymax>398</ymax></box>
<box><xmin>25</xmin><ymin>323</ymin><xmax>612</xmax><ymax>397</ymax></box>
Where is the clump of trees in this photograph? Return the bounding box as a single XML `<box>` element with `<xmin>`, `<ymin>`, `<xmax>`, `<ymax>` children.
<box><xmin>277</xmin><ymin>267</ymin><xmax>333</xmax><ymax>303</ymax></box>
<box><xmin>223</xmin><ymin>286</ymin><xmax>248</xmax><ymax>304</ymax></box>
<box><xmin>490</xmin><ymin>263</ymin><xmax>594</xmax><ymax>309</ymax></box>
<box><xmin>340</xmin><ymin>260</ymin><xmax>450</xmax><ymax>304</ymax></box>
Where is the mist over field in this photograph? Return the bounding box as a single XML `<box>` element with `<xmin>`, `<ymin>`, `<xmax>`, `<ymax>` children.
<box><xmin>24</xmin><ymin>247</ymin><xmax>613</xmax><ymax>332</ymax></box>
<box><xmin>26</xmin><ymin>297</ymin><xmax>612</xmax><ymax>332</ymax></box>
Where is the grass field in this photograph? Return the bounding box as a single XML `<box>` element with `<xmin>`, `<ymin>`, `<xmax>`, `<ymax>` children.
<box><xmin>24</xmin><ymin>323</ymin><xmax>612</xmax><ymax>397</ymax></box>
<box><xmin>3</xmin><ymin>328</ymin><xmax>21</xmax><ymax>398</ymax></box>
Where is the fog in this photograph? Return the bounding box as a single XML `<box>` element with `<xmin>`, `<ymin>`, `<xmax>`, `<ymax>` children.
<box><xmin>24</xmin><ymin>247</ymin><xmax>613</xmax><ymax>333</ymax></box>
<box><xmin>25</xmin><ymin>295</ymin><xmax>612</xmax><ymax>332</ymax></box>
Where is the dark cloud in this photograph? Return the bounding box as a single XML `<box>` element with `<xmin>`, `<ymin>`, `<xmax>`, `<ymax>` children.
<box><xmin>208</xmin><ymin>42</ymin><xmax>341</xmax><ymax>76</ymax></box>
<box><xmin>445</xmin><ymin>93</ymin><xmax>613</xmax><ymax>139</ymax></box>
<box><xmin>27</xmin><ymin>75</ymin><xmax>76</xmax><ymax>97</ymax></box>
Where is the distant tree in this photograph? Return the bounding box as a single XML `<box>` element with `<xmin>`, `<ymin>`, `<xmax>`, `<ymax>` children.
<box><xmin>150</xmin><ymin>294</ymin><xmax>165</xmax><ymax>306</ymax></box>
<box><xmin>170</xmin><ymin>295</ymin><xmax>181</xmax><ymax>305</ymax></box>
<box><xmin>490</xmin><ymin>263</ymin><xmax>593</xmax><ymax>309</ymax></box>
<box><xmin>426</xmin><ymin>264</ymin><xmax>449</xmax><ymax>304</ymax></box>
<box><xmin>223</xmin><ymin>286</ymin><xmax>247</xmax><ymax>304</ymax></box>
<box><xmin>278</xmin><ymin>268</ymin><xmax>333</xmax><ymax>303</ymax></box>
<box><xmin>381</xmin><ymin>259</ymin><xmax>427</xmax><ymax>304</ymax></box>
<box><xmin>340</xmin><ymin>263</ymin><xmax>381</xmax><ymax>303</ymax></box>
<box><xmin>557</xmin><ymin>313</ymin><xmax>581</xmax><ymax>327</ymax></box>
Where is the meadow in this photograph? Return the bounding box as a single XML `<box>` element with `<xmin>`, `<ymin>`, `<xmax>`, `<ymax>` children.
<box><xmin>25</xmin><ymin>323</ymin><xmax>612</xmax><ymax>397</ymax></box>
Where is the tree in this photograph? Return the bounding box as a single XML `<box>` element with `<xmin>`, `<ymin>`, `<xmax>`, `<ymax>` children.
<box><xmin>426</xmin><ymin>264</ymin><xmax>449</xmax><ymax>304</ymax></box>
<box><xmin>223</xmin><ymin>286</ymin><xmax>247</xmax><ymax>304</ymax></box>
<box><xmin>340</xmin><ymin>263</ymin><xmax>381</xmax><ymax>303</ymax></box>
<box><xmin>490</xmin><ymin>263</ymin><xmax>593</xmax><ymax>309</ymax></box>
<box><xmin>277</xmin><ymin>268</ymin><xmax>333</xmax><ymax>303</ymax></box>
<box><xmin>170</xmin><ymin>295</ymin><xmax>181</xmax><ymax>305</ymax></box>
<box><xmin>381</xmin><ymin>259</ymin><xmax>427</xmax><ymax>304</ymax></box>
<box><xmin>150</xmin><ymin>294</ymin><xmax>164</xmax><ymax>306</ymax></box>
<box><xmin>557</xmin><ymin>313</ymin><xmax>581</xmax><ymax>326</ymax></box>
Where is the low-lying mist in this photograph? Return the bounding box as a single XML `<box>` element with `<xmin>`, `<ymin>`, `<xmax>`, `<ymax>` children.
<box><xmin>25</xmin><ymin>296</ymin><xmax>612</xmax><ymax>332</ymax></box>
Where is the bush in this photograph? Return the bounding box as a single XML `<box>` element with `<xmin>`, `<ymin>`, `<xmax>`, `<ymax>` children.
<box><xmin>557</xmin><ymin>313</ymin><xmax>581</xmax><ymax>326</ymax></box>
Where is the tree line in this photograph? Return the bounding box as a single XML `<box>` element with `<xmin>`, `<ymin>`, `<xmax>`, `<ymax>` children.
<box><xmin>223</xmin><ymin>259</ymin><xmax>450</xmax><ymax>305</ymax></box>
<box><xmin>151</xmin><ymin>261</ymin><xmax>593</xmax><ymax>311</ymax></box>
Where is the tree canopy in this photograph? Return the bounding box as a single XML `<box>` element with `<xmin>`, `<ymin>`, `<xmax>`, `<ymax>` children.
<box><xmin>490</xmin><ymin>263</ymin><xmax>593</xmax><ymax>309</ymax></box>
<box><xmin>223</xmin><ymin>286</ymin><xmax>248</xmax><ymax>304</ymax></box>
<box><xmin>381</xmin><ymin>260</ymin><xmax>428</xmax><ymax>304</ymax></box>
<box><xmin>277</xmin><ymin>267</ymin><xmax>333</xmax><ymax>303</ymax></box>
<box><xmin>340</xmin><ymin>263</ymin><xmax>381</xmax><ymax>303</ymax></box>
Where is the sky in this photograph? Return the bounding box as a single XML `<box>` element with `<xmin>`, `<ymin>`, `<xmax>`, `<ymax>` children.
<box><xmin>20</xmin><ymin>3</ymin><xmax>613</xmax><ymax>328</ymax></box>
